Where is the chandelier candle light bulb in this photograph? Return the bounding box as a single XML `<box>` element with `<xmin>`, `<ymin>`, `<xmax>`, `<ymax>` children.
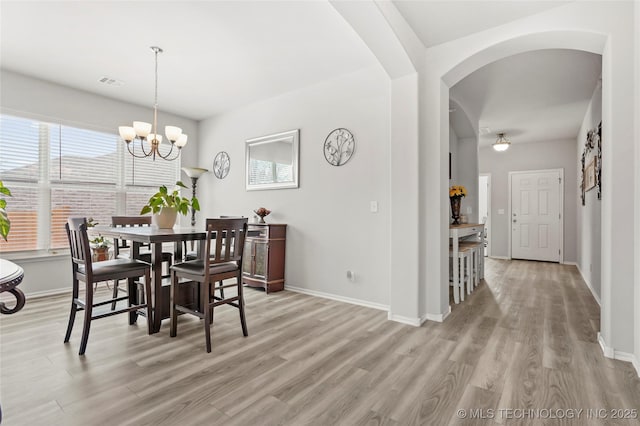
<box><xmin>118</xmin><ymin>46</ymin><xmax>186</xmax><ymax>161</ymax></box>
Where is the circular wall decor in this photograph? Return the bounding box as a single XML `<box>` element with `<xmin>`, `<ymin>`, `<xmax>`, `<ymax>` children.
<box><xmin>324</xmin><ymin>128</ymin><xmax>355</xmax><ymax>166</ymax></box>
<box><xmin>213</xmin><ymin>151</ymin><xmax>230</xmax><ymax>179</ymax></box>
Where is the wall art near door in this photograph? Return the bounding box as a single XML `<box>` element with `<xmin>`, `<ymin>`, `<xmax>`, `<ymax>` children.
<box><xmin>324</xmin><ymin>128</ymin><xmax>355</xmax><ymax>166</ymax></box>
<box><xmin>213</xmin><ymin>151</ymin><xmax>230</xmax><ymax>179</ymax></box>
<box><xmin>580</xmin><ymin>121</ymin><xmax>602</xmax><ymax>205</ymax></box>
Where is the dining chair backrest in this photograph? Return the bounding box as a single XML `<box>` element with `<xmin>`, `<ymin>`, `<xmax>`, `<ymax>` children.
<box><xmin>66</xmin><ymin>217</ymin><xmax>92</xmax><ymax>275</ymax></box>
<box><xmin>204</xmin><ymin>218</ymin><xmax>248</xmax><ymax>267</ymax></box>
<box><xmin>111</xmin><ymin>215</ymin><xmax>152</xmax><ymax>256</ymax></box>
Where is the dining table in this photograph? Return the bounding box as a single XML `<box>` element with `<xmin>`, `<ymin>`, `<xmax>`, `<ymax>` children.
<box><xmin>0</xmin><ymin>258</ymin><xmax>26</xmax><ymax>314</ymax></box>
<box><xmin>449</xmin><ymin>223</ymin><xmax>485</xmax><ymax>299</ymax></box>
<box><xmin>90</xmin><ymin>225</ymin><xmax>206</xmax><ymax>333</ymax></box>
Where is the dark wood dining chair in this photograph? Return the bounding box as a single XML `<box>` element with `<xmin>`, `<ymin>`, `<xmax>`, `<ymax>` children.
<box><xmin>170</xmin><ymin>218</ymin><xmax>249</xmax><ymax>353</ymax></box>
<box><xmin>111</xmin><ymin>215</ymin><xmax>173</xmax><ymax>308</ymax></box>
<box><xmin>64</xmin><ymin>217</ymin><xmax>152</xmax><ymax>355</ymax></box>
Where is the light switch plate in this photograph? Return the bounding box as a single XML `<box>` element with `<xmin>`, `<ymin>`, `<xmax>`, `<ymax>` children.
<box><xmin>498</xmin><ymin>209</ymin><xmax>505</xmax><ymax>215</ymax></box>
<box><xmin>370</xmin><ymin>201</ymin><xmax>378</xmax><ymax>213</ymax></box>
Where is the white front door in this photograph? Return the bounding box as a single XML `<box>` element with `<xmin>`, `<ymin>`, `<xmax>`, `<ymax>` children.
<box><xmin>510</xmin><ymin>169</ymin><xmax>562</xmax><ymax>262</ymax></box>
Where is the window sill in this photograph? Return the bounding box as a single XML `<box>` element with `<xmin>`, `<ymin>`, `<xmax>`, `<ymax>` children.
<box><xmin>1</xmin><ymin>250</ymin><xmax>70</xmax><ymax>263</ymax></box>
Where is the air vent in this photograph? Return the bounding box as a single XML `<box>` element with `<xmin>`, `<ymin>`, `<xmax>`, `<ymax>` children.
<box><xmin>98</xmin><ymin>76</ymin><xmax>124</xmax><ymax>87</ymax></box>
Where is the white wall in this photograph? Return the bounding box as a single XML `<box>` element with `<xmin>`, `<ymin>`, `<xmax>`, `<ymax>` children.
<box><xmin>197</xmin><ymin>66</ymin><xmax>391</xmax><ymax>307</ymax></box>
<box><xmin>634</xmin><ymin>0</ymin><xmax>640</xmax><ymax>375</ymax></box>
<box><xmin>576</xmin><ymin>84</ymin><xmax>602</xmax><ymax>302</ymax></box>
<box><xmin>479</xmin><ymin>139</ymin><xmax>578</xmax><ymax>263</ymax></box>
<box><xmin>0</xmin><ymin>70</ymin><xmax>198</xmax><ymax>296</ymax></box>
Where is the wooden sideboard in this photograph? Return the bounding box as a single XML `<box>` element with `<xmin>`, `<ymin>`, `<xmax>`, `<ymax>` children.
<box><xmin>242</xmin><ymin>223</ymin><xmax>287</xmax><ymax>293</ymax></box>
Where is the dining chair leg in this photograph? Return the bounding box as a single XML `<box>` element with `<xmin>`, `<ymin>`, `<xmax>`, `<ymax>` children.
<box><xmin>203</xmin><ymin>280</ymin><xmax>212</xmax><ymax>353</ymax></box>
<box><xmin>64</xmin><ymin>279</ymin><xmax>79</xmax><ymax>343</ymax></box>
<box><xmin>218</xmin><ymin>280</ymin><xmax>224</xmax><ymax>299</ymax></box>
<box><xmin>127</xmin><ymin>277</ymin><xmax>138</xmax><ymax>325</ymax></box>
<box><xmin>111</xmin><ymin>280</ymin><xmax>119</xmax><ymax>310</ymax></box>
<box><xmin>238</xmin><ymin>274</ymin><xmax>248</xmax><ymax>337</ymax></box>
<box><xmin>169</xmin><ymin>271</ymin><xmax>178</xmax><ymax>338</ymax></box>
<box><xmin>460</xmin><ymin>255</ymin><xmax>466</xmax><ymax>302</ymax></box>
<box><xmin>79</xmin><ymin>283</ymin><xmax>93</xmax><ymax>355</ymax></box>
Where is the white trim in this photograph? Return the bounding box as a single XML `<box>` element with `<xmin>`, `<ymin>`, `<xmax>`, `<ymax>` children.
<box><xmin>598</xmin><ymin>332</ymin><xmax>615</xmax><ymax>358</ymax></box>
<box><xmin>508</xmin><ymin>168</ymin><xmax>564</xmax><ymax>263</ymax></box>
<box><xmin>597</xmin><ymin>332</ymin><xmax>637</xmax><ymax>374</ymax></box>
<box><xmin>286</xmin><ymin>285</ymin><xmax>389</xmax><ymax>312</ymax></box>
<box><xmin>575</xmin><ymin>263</ymin><xmax>601</xmax><ymax>306</ymax></box>
<box><xmin>387</xmin><ymin>312</ymin><xmax>421</xmax><ymax>327</ymax></box>
<box><xmin>562</xmin><ymin>261</ymin><xmax>577</xmax><ymax>266</ymax></box>
<box><xmin>421</xmin><ymin>305</ymin><xmax>452</xmax><ymax>323</ymax></box>
<box><xmin>489</xmin><ymin>255</ymin><xmax>510</xmax><ymax>260</ymax></box>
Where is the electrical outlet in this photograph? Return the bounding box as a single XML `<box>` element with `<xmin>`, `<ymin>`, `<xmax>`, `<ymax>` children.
<box><xmin>370</xmin><ymin>201</ymin><xmax>378</xmax><ymax>213</ymax></box>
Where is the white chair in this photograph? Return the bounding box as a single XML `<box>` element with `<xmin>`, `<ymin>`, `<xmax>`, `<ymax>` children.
<box><xmin>449</xmin><ymin>245</ymin><xmax>474</xmax><ymax>303</ymax></box>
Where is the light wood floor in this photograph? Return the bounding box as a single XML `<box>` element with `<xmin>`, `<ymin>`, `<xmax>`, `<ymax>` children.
<box><xmin>1</xmin><ymin>259</ymin><xmax>639</xmax><ymax>425</ymax></box>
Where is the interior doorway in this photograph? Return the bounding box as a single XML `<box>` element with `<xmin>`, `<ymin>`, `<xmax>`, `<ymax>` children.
<box><xmin>478</xmin><ymin>174</ymin><xmax>490</xmax><ymax>256</ymax></box>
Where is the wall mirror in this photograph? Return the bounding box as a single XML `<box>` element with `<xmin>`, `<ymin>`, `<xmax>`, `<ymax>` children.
<box><xmin>246</xmin><ymin>129</ymin><xmax>299</xmax><ymax>190</ymax></box>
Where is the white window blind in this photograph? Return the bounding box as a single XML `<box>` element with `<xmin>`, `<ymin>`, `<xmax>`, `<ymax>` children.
<box><xmin>0</xmin><ymin>113</ymin><xmax>180</xmax><ymax>254</ymax></box>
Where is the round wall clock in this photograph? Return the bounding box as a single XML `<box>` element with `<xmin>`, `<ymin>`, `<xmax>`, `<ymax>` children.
<box><xmin>324</xmin><ymin>128</ymin><xmax>355</xmax><ymax>166</ymax></box>
<box><xmin>213</xmin><ymin>151</ymin><xmax>230</xmax><ymax>179</ymax></box>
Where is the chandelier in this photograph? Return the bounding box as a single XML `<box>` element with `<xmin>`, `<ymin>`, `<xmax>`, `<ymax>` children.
<box><xmin>118</xmin><ymin>46</ymin><xmax>186</xmax><ymax>161</ymax></box>
<box><xmin>493</xmin><ymin>132</ymin><xmax>511</xmax><ymax>152</ymax></box>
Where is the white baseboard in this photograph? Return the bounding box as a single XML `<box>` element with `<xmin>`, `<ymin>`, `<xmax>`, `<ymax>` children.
<box><xmin>489</xmin><ymin>255</ymin><xmax>510</xmax><ymax>260</ymax></box>
<box><xmin>387</xmin><ymin>312</ymin><xmax>421</xmax><ymax>327</ymax></box>
<box><xmin>576</xmin><ymin>264</ymin><xmax>601</xmax><ymax>306</ymax></box>
<box><xmin>421</xmin><ymin>306</ymin><xmax>452</xmax><ymax>323</ymax></box>
<box><xmin>598</xmin><ymin>333</ymin><xmax>640</xmax><ymax>377</ymax></box>
<box><xmin>286</xmin><ymin>285</ymin><xmax>389</xmax><ymax>312</ymax></box>
<box><xmin>562</xmin><ymin>261</ymin><xmax>577</xmax><ymax>266</ymax></box>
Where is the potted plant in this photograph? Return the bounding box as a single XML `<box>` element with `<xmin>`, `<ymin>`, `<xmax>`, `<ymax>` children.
<box><xmin>0</xmin><ymin>180</ymin><xmax>12</xmax><ymax>241</ymax></box>
<box><xmin>90</xmin><ymin>234</ymin><xmax>111</xmax><ymax>261</ymax></box>
<box><xmin>140</xmin><ymin>181</ymin><xmax>200</xmax><ymax>229</ymax></box>
<box><xmin>85</xmin><ymin>217</ymin><xmax>110</xmax><ymax>260</ymax></box>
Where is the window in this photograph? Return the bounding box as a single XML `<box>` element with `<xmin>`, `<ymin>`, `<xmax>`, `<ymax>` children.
<box><xmin>0</xmin><ymin>114</ymin><xmax>180</xmax><ymax>254</ymax></box>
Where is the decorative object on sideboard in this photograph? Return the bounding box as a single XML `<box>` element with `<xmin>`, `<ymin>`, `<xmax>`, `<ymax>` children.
<box><xmin>118</xmin><ymin>46</ymin><xmax>187</xmax><ymax>161</ymax></box>
<box><xmin>449</xmin><ymin>185</ymin><xmax>467</xmax><ymax>225</ymax></box>
<box><xmin>213</xmin><ymin>151</ymin><xmax>230</xmax><ymax>179</ymax></box>
<box><xmin>324</xmin><ymin>128</ymin><xmax>355</xmax><ymax>166</ymax></box>
<box><xmin>181</xmin><ymin>167</ymin><xmax>208</xmax><ymax>226</ymax></box>
<box><xmin>492</xmin><ymin>132</ymin><xmax>511</xmax><ymax>152</ymax></box>
<box><xmin>89</xmin><ymin>234</ymin><xmax>112</xmax><ymax>262</ymax></box>
<box><xmin>253</xmin><ymin>207</ymin><xmax>271</xmax><ymax>223</ymax></box>
<box><xmin>580</xmin><ymin>121</ymin><xmax>602</xmax><ymax>206</ymax></box>
<box><xmin>140</xmin><ymin>181</ymin><xmax>200</xmax><ymax>229</ymax></box>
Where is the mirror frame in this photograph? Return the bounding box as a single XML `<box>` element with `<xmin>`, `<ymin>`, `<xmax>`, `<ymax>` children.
<box><xmin>245</xmin><ymin>129</ymin><xmax>299</xmax><ymax>191</ymax></box>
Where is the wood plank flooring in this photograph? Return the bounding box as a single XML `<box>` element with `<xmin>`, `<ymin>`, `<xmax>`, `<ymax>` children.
<box><xmin>1</xmin><ymin>259</ymin><xmax>639</xmax><ymax>425</ymax></box>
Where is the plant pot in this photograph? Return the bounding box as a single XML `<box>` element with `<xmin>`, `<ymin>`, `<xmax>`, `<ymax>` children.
<box><xmin>92</xmin><ymin>247</ymin><xmax>110</xmax><ymax>262</ymax></box>
<box><xmin>153</xmin><ymin>207</ymin><xmax>178</xmax><ymax>229</ymax></box>
<box><xmin>450</xmin><ymin>197</ymin><xmax>462</xmax><ymax>225</ymax></box>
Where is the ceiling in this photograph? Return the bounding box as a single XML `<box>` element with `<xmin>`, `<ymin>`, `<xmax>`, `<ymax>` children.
<box><xmin>450</xmin><ymin>49</ymin><xmax>602</xmax><ymax>146</ymax></box>
<box><xmin>1</xmin><ymin>1</ymin><xmax>600</xmax><ymax>146</ymax></box>
<box><xmin>0</xmin><ymin>1</ymin><xmax>378</xmax><ymax>121</ymax></box>
<box><xmin>392</xmin><ymin>1</ymin><xmax>569</xmax><ymax>48</ymax></box>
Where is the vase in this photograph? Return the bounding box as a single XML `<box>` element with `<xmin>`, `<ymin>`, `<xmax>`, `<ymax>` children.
<box><xmin>450</xmin><ymin>197</ymin><xmax>462</xmax><ymax>225</ymax></box>
<box><xmin>258</xmin><ymin>216</ymin><xmax>266</xmax><ymax>223</ymax></box>
<box><xmin>92</xmin><ymin>247</ymin><xmax>109</xmax><ymax>262</ymax></box>
<box><xmin>152</xmin><ymin>207</ymin><xmax>178</xmax><ymax>229</ymax></box>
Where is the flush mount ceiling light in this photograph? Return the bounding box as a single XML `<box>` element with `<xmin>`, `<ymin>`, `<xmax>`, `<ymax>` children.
<box><xmin>118</xmin><ymin>46</ymin><xmax>186</xmax><ymax>161</ymax></box>
<box><xmin>493</xmin><ymin>132</ymin><xmax>511</xmax><ymax>152</ymax></box>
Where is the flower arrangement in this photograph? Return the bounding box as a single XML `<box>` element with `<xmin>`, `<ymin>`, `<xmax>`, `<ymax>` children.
<box><xmin>449</xmin><ymin>185</ymin><xmax>467</xmax><ymax>198</ymax></box>
<box><xmin>253</xmin><ymin>207</ymin><xmax>271</xmax><ymax>223</ymax></box>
